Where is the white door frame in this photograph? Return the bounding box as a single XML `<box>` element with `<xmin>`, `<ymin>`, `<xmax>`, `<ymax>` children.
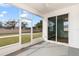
<box><xmin>47</xmin><ymin>13</ymin><xmax>69</xmax><ymax>46</ymax></box>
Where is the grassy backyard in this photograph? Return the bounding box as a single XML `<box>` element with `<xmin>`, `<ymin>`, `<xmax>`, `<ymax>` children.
<box><xmin>0</xmin><ymin>36</ymin><xmax>19</xmax><ymax>47</ymax></box>
<box><xmin>22</xmin><ymin>35</ymin><xmax>31</xmax><ymax>44</ymax></box>
<box><xmin>33</xmin><ymin>32</ymin><xmax>42</xmax><ymax>39</ymax></box>
<box><xmin>0</xmin><ymin>32</ymin><xmax>42</xmax><ymax>47</ymax></box>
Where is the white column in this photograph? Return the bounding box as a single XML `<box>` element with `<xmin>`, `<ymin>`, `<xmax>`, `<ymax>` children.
<box><xmin>31</xmin><ymin>20</ymin><xmax>33</xmax><ymax>44</ymax></box>
<box><xmin>19</xmin><ymin>18</ymin><xmax>22</xmax><ymax>46</ymax></box>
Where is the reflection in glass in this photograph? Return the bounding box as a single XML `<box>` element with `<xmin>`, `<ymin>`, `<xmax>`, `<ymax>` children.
<box><xmin>57</xmin><ymin>14</ymin><xmax>68</xmax><ymax>43</ymax></box>
<box><xmin>48</xmin><ymin>17</ymin><xmax>56</xmax><ymax>41</ymax></box>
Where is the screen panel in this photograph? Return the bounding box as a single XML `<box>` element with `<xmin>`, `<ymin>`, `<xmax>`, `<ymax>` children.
<box><xmin>0</xmin><ymin>4</ymin><xmax>19</xmax><ymax>47</ymax></box>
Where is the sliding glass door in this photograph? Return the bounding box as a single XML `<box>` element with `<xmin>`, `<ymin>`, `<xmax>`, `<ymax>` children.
<box><xmin>48</xmin><ymin>17</ymin><xmax>56</xmax><ymax>41</ymax></box>
<box><xmin>48</xmin><ymin>14</ymin><xmax>68</xmax><ymax>43</ymax></box>
<box><xmin>57</xmin><ymin>14</ymin><xmax>68</xmax><ymax>43</ymax></box>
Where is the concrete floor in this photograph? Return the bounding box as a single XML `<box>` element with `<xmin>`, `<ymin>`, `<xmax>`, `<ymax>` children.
<box><xmin>7</xmin><ymin>41</ymin><xmax>79</xmax><ymax>56</ymax></box>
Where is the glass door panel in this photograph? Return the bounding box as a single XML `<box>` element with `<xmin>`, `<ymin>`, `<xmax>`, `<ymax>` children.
<box><xmin>57</xmin><ymin>14</ymin><xmax>68</xmax><ymax>43</ymax></box>
<box><xmin>48</xmin><ymin>17</ymin><xmax>56</xmax><ymax>41</ymax></box>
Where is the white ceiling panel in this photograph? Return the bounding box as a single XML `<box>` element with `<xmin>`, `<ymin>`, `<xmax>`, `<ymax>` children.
<box><xmin>25</xmin><ymin>3</ymin><xmax>77</xmax><ymax>14</ymax></box>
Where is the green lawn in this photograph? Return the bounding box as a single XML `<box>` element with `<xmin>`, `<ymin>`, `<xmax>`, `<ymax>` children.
<box><xmin>0</xmin><ymin>36</ymin><xmax>19</xmax><ymax>47</ymax></box>
<box><xmin>33</xmin><ymin>32</ymin><xmax>42</xmax><ymax>39</ymax></box>
<box><xmin>0</xmin><ymin>32</ymin><xmax>42</xmax><ymax>47</ymax></box>
<box><xmin>22</xmin><ymin>35</ymin><xmax>31</xmax><ymax>44</ymax></box>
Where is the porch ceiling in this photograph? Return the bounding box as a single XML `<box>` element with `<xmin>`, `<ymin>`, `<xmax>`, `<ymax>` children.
<box><xmin>13</xmin><ymin>3</ymin><xmax>77</xmax><ymax>16</ymax></box>
<box><xmin>25</xmin><ymin>3</ymin><xmax>77</xmax><ymax>14</ymax></box>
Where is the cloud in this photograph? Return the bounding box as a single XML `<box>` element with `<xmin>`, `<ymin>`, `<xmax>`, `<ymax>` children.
<box><xmin>2</xmin><ymin>11</ymin><xmax>7</xmax><ymax>14</ymax></box>
<box><xmin>20</xmin><ymin>13</ymin><xmax>28</xmax><ymax>17</ymax></box>
<box><xmin>0</xmin><ymin>11</ymin><xmax>7</xmax><ymax>17</ymax></box>
<box><xmin>21</xmin><ymin>19</ymin><xmax>31</xmax><ymax>23</ymax></box>
<box><xmin>0</xmin><ymin>14</ymin><xmax>4</xmax><ymax>17</ymax></box>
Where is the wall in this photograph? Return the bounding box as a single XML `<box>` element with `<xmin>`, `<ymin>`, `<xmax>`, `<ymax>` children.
<box><xmin>43</xmin><ymin>4</ymin><xmax>79</xmax><ymax>48</ymax></box>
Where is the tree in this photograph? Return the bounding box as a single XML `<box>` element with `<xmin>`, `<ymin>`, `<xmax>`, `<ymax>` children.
<box><xmin>11</xmin><ymin>21</ymin><xmax>17</xmax><ymax>29</ymax></box>
<box><xmin>35</xmin><ymin>20</ymin><xmax>42</xmax><ymax>30</ymax></box>
<box><xmin>0</xmin><ymin>22</ymin><xmax>3</xmax><ymax>28</ymax></box>
<box><xmin>5</xmin><ymin>21</ymin><xmax>17</xmax><ymax>29</ymax></box>
<box><xmin>21</xmin><ymin>22</ymin><xmax>27</xmax><ymax>29</ymax></box>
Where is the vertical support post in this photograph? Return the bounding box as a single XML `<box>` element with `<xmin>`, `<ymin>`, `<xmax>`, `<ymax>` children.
<box><xmin>56</xmin><ymin>16</ymin><xmax>57</xmax><ymax>42</ymax></box>
<box><xmin>19</xmin><ymin>18</ymin><xmax>22</xmax><ymax>47</ymax></box>
<box><xmin>31</xmin><ymin>20</ymin><xmax>33</xmax><ymax>45</ymax></box>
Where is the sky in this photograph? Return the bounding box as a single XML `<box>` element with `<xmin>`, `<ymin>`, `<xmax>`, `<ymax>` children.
<box><xmin>0</xmin><ymin>3</ymin><xmax>42</xmax><ymax>27</ymax></box>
